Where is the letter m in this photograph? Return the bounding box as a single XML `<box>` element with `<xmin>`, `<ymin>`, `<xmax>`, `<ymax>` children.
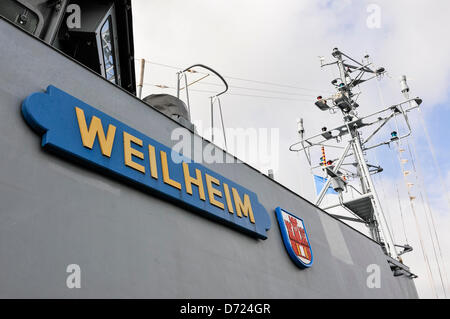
<box><xmin>232</xmin><ymin>188</ymin><xmax>256</xmax><ymax>224</ymax></box>
<box><xmin>75</xmin><ymin>107</ymin><xmax>116</xmax><ymax>157</ymax></box>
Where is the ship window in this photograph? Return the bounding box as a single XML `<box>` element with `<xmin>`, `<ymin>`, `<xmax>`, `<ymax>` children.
<box><xmin>100</xmin><ymin>16</ymin><xmax>117</xmax><ymax>84</ymax></box>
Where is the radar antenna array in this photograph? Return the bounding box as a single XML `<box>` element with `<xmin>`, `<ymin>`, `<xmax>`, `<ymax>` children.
<box><xmin>290</xmin><ymin>48</ymin><xmax>423</xmax><ymax>263</ymax></box>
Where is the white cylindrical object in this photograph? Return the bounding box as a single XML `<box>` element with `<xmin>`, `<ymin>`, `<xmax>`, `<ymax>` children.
<box><xmin>297</xmin><ymin>118</ymin><xmax>304</xmax><ymax>134</ymax></box>
<box><xmin>400</xmin><ymin>75</ymin><xmax>409</xmax><ymax>93</ymax></box>
<box><xmin>137</xmin><ymin>59</ymin><xmax>146</xmax><ymax>99</ymax></box>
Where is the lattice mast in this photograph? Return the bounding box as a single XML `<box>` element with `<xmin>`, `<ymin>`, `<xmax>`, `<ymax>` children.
<box><xmin>290</xmin><ymin>48</ymin><xmax>423</xmax><ymax>260</ymax></box>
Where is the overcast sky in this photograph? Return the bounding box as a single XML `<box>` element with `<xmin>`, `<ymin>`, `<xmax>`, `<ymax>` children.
<box><xmin>131</xmin><ymin>0</ymin><xmax>450</xmax><ymax>298</ymax></box>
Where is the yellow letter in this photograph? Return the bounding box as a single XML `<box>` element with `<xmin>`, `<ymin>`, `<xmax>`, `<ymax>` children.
<box><xmin>123</xmin><ymin>131</ymin><xmax>145</xmax><ymax>173</ymax></box>
<box><xmin>205</xmin><ymin>174</ymin><xmax>224</xmax><ymax>209</ymax></box>
<box><xmin>148</xmin><ymin>144</ymin><xmax>158</xmax><ymax>179</ymax></box>
<box><xmin>183</xmin><ymin>162</ymin><xmax>205</xmax><ymax>200</ymax></box>
<box><xmin>232</xmin><ymin>188</ymin><xmax>255</xmax><ymax>223</ymax></box>
<box><xmin>75</xmin><ymin>107</ymin><xmax>116</xmax><ymax>157</ymax></box>
<box><xmin>160</xmin><ymin>151</ymin><xmax>181</xmax><ymax>190</ymax></box>
<box><xmin>223</xmin><ymin>183</ymin><xmax>234</xmax><ymax>213</ymax></box>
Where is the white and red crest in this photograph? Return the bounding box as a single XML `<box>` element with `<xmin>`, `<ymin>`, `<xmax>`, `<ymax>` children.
<box><xmin>275</xmin><ymin>207</ymin><xmax>313</xmax><ymax>268</ymax></box>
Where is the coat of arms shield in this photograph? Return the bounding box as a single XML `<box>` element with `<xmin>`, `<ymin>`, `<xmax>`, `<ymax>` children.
<box><xmin>275</xmin><ymin>207</ymin><xmax>313</xmax><ymax>268</ymax></box>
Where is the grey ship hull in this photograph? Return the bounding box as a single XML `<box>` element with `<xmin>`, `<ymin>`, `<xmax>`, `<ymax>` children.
<box><xmin>0</xmin><ymin>18</ymin><xmax>417</xmax><ymax>298</ymax></box>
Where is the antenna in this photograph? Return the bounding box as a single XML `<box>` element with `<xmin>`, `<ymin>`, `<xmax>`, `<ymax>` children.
<box><xmin>290</xmin><ymin>48</ymin><xmax>423</xmax><ymax>261</ymax></box>
<box><xmin>400</xmin><ymin>75</ymin><xmax>410</xmax><ymax>97</ymax></box>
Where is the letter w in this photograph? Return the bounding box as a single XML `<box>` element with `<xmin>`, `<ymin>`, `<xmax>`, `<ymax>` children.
<box><xmin>75</xmin><ymin>107</ymin><xmax>116</xmax><ymax>157</ymax></box>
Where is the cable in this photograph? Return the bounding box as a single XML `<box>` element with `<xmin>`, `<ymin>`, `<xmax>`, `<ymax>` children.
<box><xmin>383</xmin><ymin>132</ymin><xmax>409</xmax><ymax>245</ymax></box>
<box><xmin>375</xmin><ymin>78</ymin><xmax>396</xmax><ymax>134</ymax></box>
<box><xmin>225</xmin><ymin>92</ymin><xmax>312</xmax><ymax>102</ymax></box>
<box><xmin>375</xmin><ymin>173</ymin><xmax>396</xmax><ymax>243</ymax></box>
<box><xmin>135</xmin><ymin>58</ymin><xmax>330</xmax><ymax>94</ymax></box>
<box><xmin>377</xmin><ymin>78</ymin><xmax>438</xmax><ymax>296</ymax></box>
<box><xmin>408</xmin><ymin>147</ymin><xmax>447</xmax><ymax>298</ymax></box>
<box><xmin>407</xmin><ymin>138</ymin><xmax>449</xmax><ymax>297</ymax></box>
<box><xmin>416</xmin><ymin>108</ymin><xmax>450</xmax><ymax>211</ymax></box>
<box><xmin>400</xmin><ymin>81</ymin><xmax>449</xmax><ymax>297</ymax></box>
<box><xmin>396</xmin><ymin>186</ymin><xmax>409</xmax><ymax>244</ymax></box>
<box><xmin>135</xmin><ymin>58</ymin><xmax>181</xmax><ymax>71</ymax></box>
<box><xmin>197</xmin><ymin>81</ymin><xmax>317</xmax><ymax>97</ymax></box>
<box><xmin>392</xmin><ymin>114</ymin><xmax>439</xmax><ymax>296</ymax></box>
<box><xmin>412</xmin><ymin>155</ymin><xmax>447</xmax><ymax>299</ymax></box>
<box><xmin>222</xmin><ymin>74</ymin><xmax>329</xmax><ymax>93</ymax></box>
<box><xmin>142</xmin><ymin>82</ymin><xmax>314</xmax><ymax>102</ymax></box>
<box><xmin>393</xmin><ymin>142</ymin><xmax>439</xmax><ymax>298</ymax></box>
<box><xmin>371</xmin><ymin>150</ymin><xmax>397</xmax><ymax>244</ymax></box>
